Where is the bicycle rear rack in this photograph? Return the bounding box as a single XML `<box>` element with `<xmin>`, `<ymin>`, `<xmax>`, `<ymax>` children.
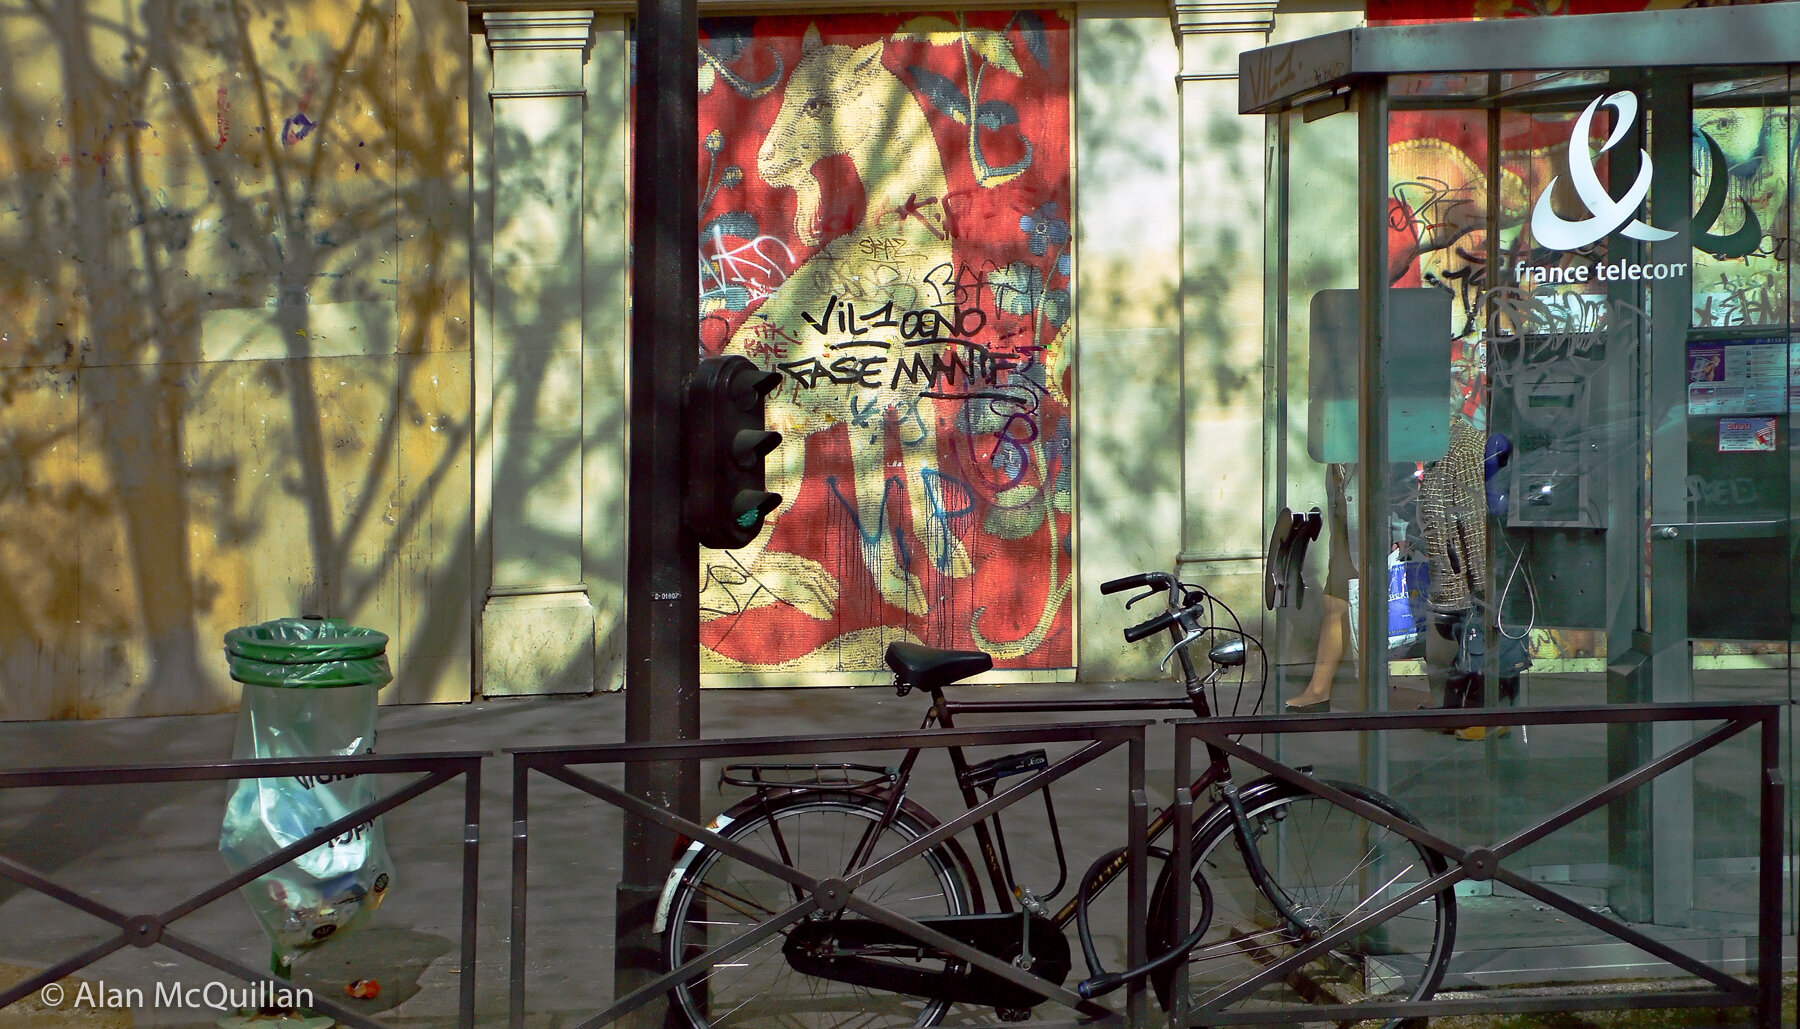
<box><xmin>719</xmin><ymin>761</ymin><xmax>898</xmax><ymax>792</ymax></box>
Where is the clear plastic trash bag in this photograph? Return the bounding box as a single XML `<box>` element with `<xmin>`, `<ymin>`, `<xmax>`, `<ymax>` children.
<box><xmin>219</xmin><ymin>619</ymin><xmax>395</xmax><ymax>966</ymax></box>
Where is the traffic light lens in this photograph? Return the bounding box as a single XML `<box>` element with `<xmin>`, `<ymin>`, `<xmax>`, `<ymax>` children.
<box><xmin>686</xmin><ymin>354</ymin><xmax>784</xmax><ymax>549</ymax></box>
<box><xmin>730</xmin><ymin>490</ymin><xmax>782</xmax><ymax>530</ymax></box>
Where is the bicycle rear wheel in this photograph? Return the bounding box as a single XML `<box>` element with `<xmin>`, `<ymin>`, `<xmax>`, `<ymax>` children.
<box><xmin>1149</xmin><ymin>778</ymin><xmax>1456</xmax><ymax>1028</ymax></box>
<box><xmin>662</xmin><ymin>794</ymin><xmax>973</xmax><ymax>1029</ymax></box>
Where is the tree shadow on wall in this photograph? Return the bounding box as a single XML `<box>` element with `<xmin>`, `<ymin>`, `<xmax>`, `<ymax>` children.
<box><xmin>0</xmin><ymin>0</ymin><xmax>551</xmax><ymax>718</ymax></box>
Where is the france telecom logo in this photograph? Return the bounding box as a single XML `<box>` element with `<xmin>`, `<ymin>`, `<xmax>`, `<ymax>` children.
<box><xmin>1530</xmin><ymin>91</ymin><xmax>1676</xmax><ymax>251</ymax></box>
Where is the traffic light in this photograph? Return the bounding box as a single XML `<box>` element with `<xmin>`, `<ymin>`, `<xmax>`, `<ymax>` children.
<box><xmin>685</xmin><ymin>354</ymin><xmax>783</xmax><ymax>549</ymax></box>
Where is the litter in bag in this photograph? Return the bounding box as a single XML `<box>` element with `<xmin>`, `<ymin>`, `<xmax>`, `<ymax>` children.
<box><xmin>219</xmin><ymin>619</ymin><xmax>395</xmax><ymax>966</ymax></box>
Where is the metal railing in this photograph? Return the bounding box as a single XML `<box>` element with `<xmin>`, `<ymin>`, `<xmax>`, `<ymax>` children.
<box><xmin>1</xmin><ymin>702</ymin><xmax>1788</xmax><ymax>1029</ymax></box>
<box><xmin>1172</xmin><ymin>702</ymin><xmax>1786</xmax><ymax>1028</ymax></box>
<box><xmin>0</xmin><ymin>751</ymin><xmax>484</xmax><ymax>1029</ymax></box>
<box><xmin>508</xmin><ymin>721</ymin><xmax>1153</xmax><ymax>1029</ymax></box>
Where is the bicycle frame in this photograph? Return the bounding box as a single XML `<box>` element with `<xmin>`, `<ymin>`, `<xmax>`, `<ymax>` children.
<box><xmin>916</xmin><ymin>632</ymin><xmax>1245</xmax><ymax>937</ymax></box>
<box><xmin>656</xmin><ymin>569</ymin><xmax>1466</xmax><ymax>1027</ymax></box>
<box><xmin>714</xmin><ymin>595</ymin><xmax>1328</xmax><ymax>1005</ymax></box>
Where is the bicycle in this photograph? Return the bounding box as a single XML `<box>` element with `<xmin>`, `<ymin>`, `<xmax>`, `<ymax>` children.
<box><xmin>658</xmin><ymin>572</ymin><xmax>1457</xmax><ymax>1028</ymax></box>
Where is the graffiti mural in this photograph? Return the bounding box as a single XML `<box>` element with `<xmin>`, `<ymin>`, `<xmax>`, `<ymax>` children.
<box><xmin>694</xmin><ymin>12</ymin><xmax>1074</xmax><ymax>673</ymax></box>
<box><xmin>1689</xmin><ymin>100</ymin><xmax>1793</xmax><ymax>328</ymax></box>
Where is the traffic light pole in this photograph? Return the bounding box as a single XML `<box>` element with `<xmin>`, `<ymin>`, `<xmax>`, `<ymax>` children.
<box><xmin>618</xmin><ymin>0</ymin><xmax>700</xmax><ymax>1021</ymax></box>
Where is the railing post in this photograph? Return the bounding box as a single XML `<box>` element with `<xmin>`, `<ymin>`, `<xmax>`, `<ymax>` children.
<box><xmin>1756</xmin><ymin>710</ymin><xmax>1781</xmax><ymax>1029</ymax></box>
<box><xmin>1127</xmin><ymin>731</ymin><xmax>1149</xmax><ymax>1027</ymax></box>
<box><xmin>460</xmin><ymin>757</ymin><xmax>482</xmax><ymax>1029</ymax></box>
<box><xmin>1172</xmin><ymin>726</ymin><xmax>1194</xmax><ymax>1029</ymax></box>
<box><xmin>510</xmin><ymin>755</ymin><xmax>531</xmax><ymax>1029</ymax></box>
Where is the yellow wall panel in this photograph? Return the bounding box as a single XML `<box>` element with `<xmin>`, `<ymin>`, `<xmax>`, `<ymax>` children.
<box><xmin>0</xmin><ymin>0</ymin><xmax>473</xmax><ymax>719</ymax></box>
<box><xmin>390</xmin><ymin>351</ymin><xmax>473</xmax><ymax>704</ymax></box>
<box><xmin>75</xmin><ymin>363</ymin><xmax>226</xmax><ymax>716</ymax></box>
<box><xmin>0</xmin><ymin>379</ymin><xmax>83</xmax><ymax>720</ymax></box>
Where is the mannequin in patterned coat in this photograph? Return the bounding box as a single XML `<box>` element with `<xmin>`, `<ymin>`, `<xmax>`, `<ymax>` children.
<box><xmin>1419</xmin><ymin>417</ymin><xmax>1489</xmax><ymax>714</ymax></box>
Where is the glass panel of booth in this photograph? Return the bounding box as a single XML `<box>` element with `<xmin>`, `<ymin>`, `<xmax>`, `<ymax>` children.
<box><xmin>1273</xmin><ymin>100</ymin><xmax>1359</xmax><ymax>717</ymax></box>
<box><xmin>1270</xmin><ymin>67</ymin><xmax>1795</xmax><ymax>975</ymax></box>
<box><xmin>1683</xmin><ymin>69</ymin><xmax>1798</xmax><ymax>937</ymax></box>
<box><xmin>1389</xmin><ymin>71</ymin><xmax>1488</xmax><ymax>102</ymax></box>
<box><xmin>1494</xmin><ymin>69</ymin><xmax>1611</xmax><ymax>101</ymax></box>
<box><xmin>1690</xmin><ymin>74</ymin><xmax>1790</xmax><ymax>331</ymax></box>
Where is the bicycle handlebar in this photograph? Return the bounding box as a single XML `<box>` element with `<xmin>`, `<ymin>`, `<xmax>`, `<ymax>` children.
<box><xmin>1099</xmin><ymin>572</ymin><xmax>1170</xmax><ymax>596</ymax></box>
<box><xmin>1109</xmin><ymin>571</ymin><xmax>1203</xmax><ymax>643</ymax></box>
<box><xmin>1106</xmin><ymin>570</ymin><xmax>1266</xmax><ymax>699</ymax></box>
<box><xmin>1122</xmin><ymin>608</ymin><xmax>1178</xmax><ymax>643</ymax></box>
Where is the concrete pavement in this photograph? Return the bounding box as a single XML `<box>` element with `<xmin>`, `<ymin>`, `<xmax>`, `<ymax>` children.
<box><xmin>1</xmin><ymin>677</ymin><xmax>1790</xmax><ymax>1027</ymax></box>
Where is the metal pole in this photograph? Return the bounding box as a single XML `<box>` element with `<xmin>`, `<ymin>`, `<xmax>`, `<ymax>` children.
<box><xmin>1603</xmin><ymin>68</ymin><xmax>1654</xmax><ymax>926</ymax></box>
<box><xmin>621</xmin><ymin>0</ymin><xmax>702</xmax><ymax>1022</ymax></box>
<box><xmin>1354</xmin><ymin>79</ymin><xmax>1391</xmax><ymax>796</ymax></box>
<box><xmin>1644</xmin><ymin>74</ymin><xmax>1697</xmax><ymax>928</ymax></box>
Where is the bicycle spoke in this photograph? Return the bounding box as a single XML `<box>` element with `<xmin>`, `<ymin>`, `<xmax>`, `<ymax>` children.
<box><xmin>1152</xmin><ymin>781</ymin><xmax>1455</xmax><ymax>1029</ymax></box>
<box><xmin>1187</xmin><ymin>925</ymin><xmax>1293</xmax><ymax>961</ymax></box>
<box><xmin>691</xmin><ymin>935</ymin><xmax>787</xmax><ymax>1001</ymax></box>
<box><xmin>663</xmin><ymin>796</ymin><xmax>971</xmax><ymax>1029</ymax></box>
<box><xmin>692</xmin><ymin>880</ymin><xmax>784</xmax><ymax>923</ymax></box>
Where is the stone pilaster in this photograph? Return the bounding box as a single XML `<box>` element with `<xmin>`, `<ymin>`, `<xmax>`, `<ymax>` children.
<box><xmin>476</xmin><ymin>8</ymin><xmax>603</xmax><ymax>695</ymax></box>
<box><xmin>1169</xmin><ymin>2</ymin><xmax>1276</xmax><ymax>612</ymax></box>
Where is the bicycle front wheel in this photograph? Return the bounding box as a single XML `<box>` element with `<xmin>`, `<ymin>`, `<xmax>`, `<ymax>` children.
<box><xmin>662</xmin><ymin>794</ymin><xmax>973</xmax><ymax>1029</ymax></box>
<box><xmin>1149</xmin><ymin>778</ymin><xmax>1456</xmax><ymax>1028</ymax></box>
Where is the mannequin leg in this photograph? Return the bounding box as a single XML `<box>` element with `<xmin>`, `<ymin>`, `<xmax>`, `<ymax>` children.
<box><xmin>1289</xmin><ymin>594</ymin><xmax>1349</xmax><ymax>709</ymax></box>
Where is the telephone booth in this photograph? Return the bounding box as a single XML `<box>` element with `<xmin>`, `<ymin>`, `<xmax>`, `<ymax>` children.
<box><xmin>1243</xmin><ymin>5</ymin><xmax>1795</xmax><ymax>988</ymax></box>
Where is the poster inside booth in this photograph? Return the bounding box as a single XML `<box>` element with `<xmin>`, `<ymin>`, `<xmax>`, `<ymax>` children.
<box><xmin>694</xmin><ymin>12</ymin><xmax>1075</xmax><ymax>676</ymax></box>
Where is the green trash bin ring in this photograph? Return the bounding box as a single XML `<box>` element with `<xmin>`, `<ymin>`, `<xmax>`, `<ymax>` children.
<box><xmin>224</xmin><ymin>617</ymin><xmax>394</xmax><ymax>689</ymax></box>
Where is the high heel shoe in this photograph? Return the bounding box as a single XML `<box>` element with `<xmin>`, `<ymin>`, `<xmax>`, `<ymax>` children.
<box><xmin>1455</xmin><ymin>725</ymin><xmax>1510</xmax><ymax>742</ymax></box>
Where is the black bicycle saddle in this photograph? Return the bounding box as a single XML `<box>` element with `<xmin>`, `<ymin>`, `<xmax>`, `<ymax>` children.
<box><xmin>885</xmin><ymin>641</ymin><xmax>994</xmax><ymax>692</ymax></box>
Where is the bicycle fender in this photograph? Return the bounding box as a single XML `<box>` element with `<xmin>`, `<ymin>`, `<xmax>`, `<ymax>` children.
<box><xmin>1189</xmin><ymin>776</ymin><xmax>1294</xmax><ymax>842</ymax></box>
<box><xmin>656</xmin><ymin>788</ymin><xmax>844</xmax><ymax>933</ymax></box>
<box><xmin>654</xmin><ymin>812</ymin><xmax>735</xmax><ymax>935</ymax></box>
